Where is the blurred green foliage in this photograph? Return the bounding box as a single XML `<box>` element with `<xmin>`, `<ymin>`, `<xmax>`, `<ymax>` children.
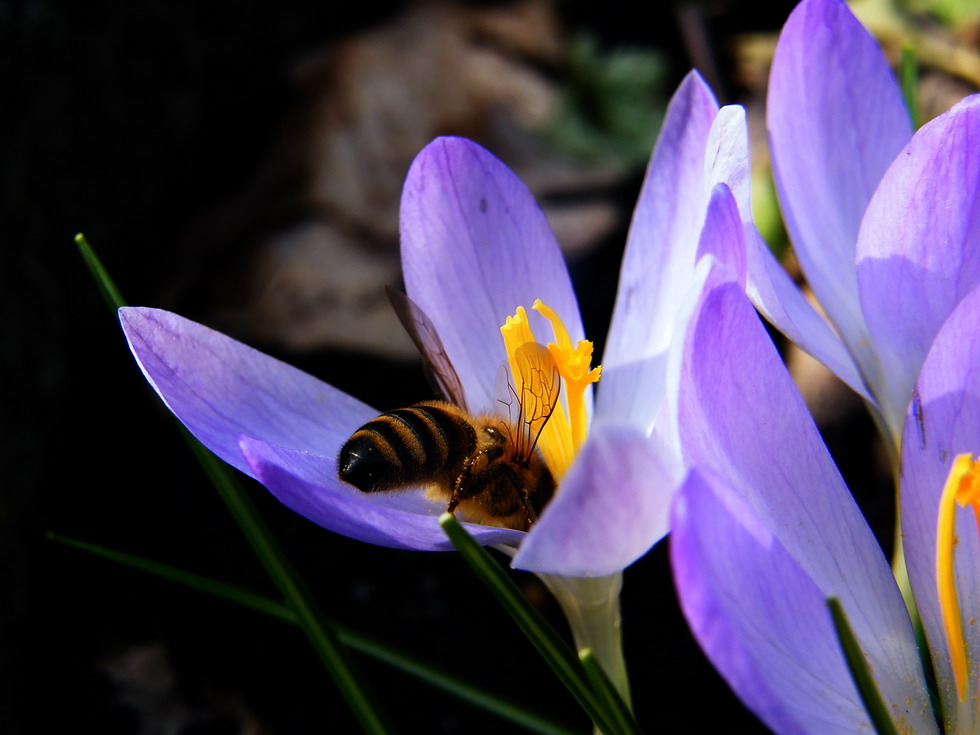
<box><xmin>901</xmin><ymin>0</ymin><xmax>980</xmax><ymax>27</ymax></box>
<box><xmin>752</xmin><ymin>170</ymin><xmax>789</xmax><ymax>261</ymax></box>
<box><xmin>546</xmin><ymin>34</ymin><xmax>668</xmax><ymax>166</ymax></box>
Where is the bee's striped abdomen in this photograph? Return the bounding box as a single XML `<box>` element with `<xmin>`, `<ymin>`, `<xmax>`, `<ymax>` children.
<box><xmin>337</xmin><ymin>401</ymin><xmax>476</xmax><ymax>492</ymax></box>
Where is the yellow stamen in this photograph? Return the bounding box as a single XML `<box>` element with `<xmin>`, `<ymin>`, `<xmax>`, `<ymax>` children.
<box><xmin>501</xmin><ymin>307</ymin><xmax>572</xmax><ymax>478</ymax></box>
<box><xmin>936</xmin><ymin>453</ymin><xmax>980</xmax><ymax>702</ymax></box>
<box><xmin>532</xmin><ymin>300</ymin><xmax>602</xmax><ymax>452</ymax></box>
<box><xmin>499</xmin><ymin>302</ymin><xmax>601</xmax><ymax>482</ymax></box>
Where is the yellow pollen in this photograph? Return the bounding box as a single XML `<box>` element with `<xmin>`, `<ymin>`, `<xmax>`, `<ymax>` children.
<box><xmin>936</xmin><ymin>453</ymin><xmax>980</xmax><ymax>702</ymax></box>
<box><xmin>499</xmin><ymin>302</ymin><xmax>601</xmax><ymax>480</ymax></box>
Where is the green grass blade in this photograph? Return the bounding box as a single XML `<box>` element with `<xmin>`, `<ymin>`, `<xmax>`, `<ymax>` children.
<box><xmin>182</xmin><ymin>426</ymin><xmax>395</xmax><ymax>735</ymax></box>
<box><xmin>50</xmin><ymin>531</ymin><xmax>577</xmax><ymax>735</ymax></box>
<box><xmin>439</xmin><ymin>513</ymin><xmax>618</xmax><ymax>735</ymax></box>
<box><xmin>76</xmin><ymin>235</ymin><xmax>394</xmax><ymax>734</ymax></box>
<box><xmin>75</xmin><ymin>233</ymin><xmax>125</xmax><ymax>311</ymax></box>
<box><xmin>578</xmin><ymin>649</ymin><xmax>640</xmax><ymax>735</ymax></box>
<box><xmin>900</xmin><ymin>43</ymin><xmax>920</xmax><ymax>130</ymax></box>
<box><xmin>336</xmin><ymin>624</ymin><xmax>580</xmax><ymax>735</ymax></box>
<box><xmin>828</xmin><ymin>598</ymin><xmax>900</xmax><ymax>735</ymax></box>
<box><xmin>47</xmin><ymin>531</ymin><xmax>297</xmax><ymax>623</ymax></box>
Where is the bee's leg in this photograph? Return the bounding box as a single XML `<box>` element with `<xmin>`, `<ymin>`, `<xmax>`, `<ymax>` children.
<box><xmin>446</xmin><ymin>477</ymin><xmax>462</xmax><ymax>515</ymax></box>
<box><xmin>446</xmin><ymin>459</ymin><xmax>473</xmax><ymax>515</ymax></box>
<box><xmin>501</xmin><ymin>465</ymin><xmax>537</xmax><ymax>529</ymax></box>
<box><xmin>523</xmin><ymin>498</ymin><xmax>538</xmax><ymax>527</ymax></box>
<box><xmin>520</xmin><ymin>491</ymin><xmax>537</xmax><ymax>528</ymax></box>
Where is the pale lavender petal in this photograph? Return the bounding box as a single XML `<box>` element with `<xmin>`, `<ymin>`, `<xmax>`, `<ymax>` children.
<box><xmin>240</xmin><ymin>436</ymin><xmax>527</xmax><ymax>551</ymax></box>
<box><xmin>695</xmin><ymin>183</ymin><xmax>746</xmax><ymax>286</ymax></box>
<box><xmin>511</xmin><ymin>425</ymin><xmax>682</xmax><ymax>576</ymax></box>
<box><xmin>657</xmin><ymin>257</ymin><xmax>724</xmax><ymax>459</ymax></box>
<box><xmin>705</xmin><ymin>101</ymin><xmax>871</xmax><ymax>401</ymax></box>
<box><xmin>768</xmin><ymin>0</ymin><xmax>910</xmax><ymax>356</ymax></box>
<box><xmin>400</xmin><ymin>137</ymin><xmax>583</xmax><ymax>413</ymax></box>
<box><xmin>119</xmin><ymin>307</ymin><xmax>376</xmax><ymax>477</ymax></box>
<box><xmin>744</xmin><ymin>226</ymin><xmax>872</xmax><ymax>402</ymax></box>
<box><xmin>703</xmin><ymin>105</ymin><xmax>752</xmax><ymax>221</ymax></box>
<box><xmin>674</xmin><ymin>277</ymin><xmax>935</xmax><ymax>730</ymax></box>
<box><xmin>700</xmin><ymin>104</ymin><xmax>870</xmax><ymax>399</ymax></box>
<box><xmin>599</xmin><ymin>71</ymin><xmax>719</xmax><ymax>429</ymax></box>
<box><xmin>672</xmin><ymin>470</ymin><xmax>869</xmax><ymax>735</ymax></box>
<box><xmin>857</xmin><ymin>95</ymin><xmax>980</xmax><ymax>440</ymax></box>
<box><xmin>901</xmin><ymin>285</ymin><xmax>980</xmax><ymax>733</ymax></box>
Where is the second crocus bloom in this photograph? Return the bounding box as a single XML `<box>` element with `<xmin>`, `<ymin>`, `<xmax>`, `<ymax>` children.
<box><xmin>764</xmin><ymin>0</ymin><xmax>980</xmax><ymax>446</ymax></box>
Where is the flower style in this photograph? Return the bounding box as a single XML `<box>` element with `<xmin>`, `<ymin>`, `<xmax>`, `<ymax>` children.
<box><xmin>755</xmin><ymin>0</ymin><xmax>980</xmax><ymax>446</ymax></box>
<box><xmin>668</xmin><ymin>258</ymin><xmax>980</xmax><ymax>733</ymax></box>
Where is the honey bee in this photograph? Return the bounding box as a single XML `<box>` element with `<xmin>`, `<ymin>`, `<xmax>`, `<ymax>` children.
<box><xmin>337</xmin><ymin>288</ymin><xmax>559</xmax><ymax>531</ymax></box>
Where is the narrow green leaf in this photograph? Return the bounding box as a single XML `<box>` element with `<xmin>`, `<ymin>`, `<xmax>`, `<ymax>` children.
<box><xmin>75</xmin><ymin>233</ymin><xmax>126</xmax><ymax>311</ymax></box>
<box><xmin>900</xmin><ymin>43</ymin><xmax>920</xmax><ymax>130</ymax></box>
<box><xmin>49</xmin><ymin>531</ymin><xmax>577</xmax><ymax>735</ymax></box>
<box><xmin>578</xmin><ymin>649</ymin><xmax>641</xmax><ymax>735</ymax></box>
<box><xmin>439</xmin><ymin>513</ymin><xmax>617</xmax><ymax>735</ymax></box>
<box><xmin>828</xmin><ymin>598</ymin><xmax>900</xmax><ymax>735</ymax></box>
<box><xmin>182</xmin><ymin>427</ymin><xmax>395</xmax><ymax>735</ymax></box>
<box><xmin>77</xmin><ymin>236</ymin><xmax>394</xmax><ymax>735</ymax></box>
<box><xmin>337</xmin><ymin>624</ymin><xmax>580</xmax><ymax>735</ymax></box>
<box><xmin>47</xmin><ymin>531</ymin><xmax>297</xmax><ymax>624</ymax></box>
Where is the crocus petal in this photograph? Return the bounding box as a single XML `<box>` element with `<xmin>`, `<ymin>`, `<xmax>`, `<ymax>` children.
<box><xmin>744</xmin><ymin>226</ymin><xmax>872</xmax><ymax>402</ymax></box>
<box><xmin>703</xmin><ymin>105</ymin><xmax>752</xmax><ymax>222</ymax></box>
<box><xmin>119</xmin><ymin>307</ymin><xmax>375</xmax><ymax>477</ymax></box>
<box><xmin>701</xmin><ymin>102</ymin><xmax>870</xmax><ymax>401</ymax></box>
<box><xmin>901</xmin><ymin>285</ymin><xmax>980</xmax><ymax>733</ymax></box>
<box><xmin>511</xmin><ymin>425</ymin><xmax>682</xmax><ymax>576</ymax></box>
<box><xmin>600</xmin><ymin>70</ymin><xmax>719</xmax><ymax>429</ymax></box>
<box><xmin>239</xmin><ymin>436</ymin><xmax>526</xmax><ymax>551</ymax></box>
<box><xmin>672</xmin><ymin>470</ymin><xmax>870</xmax><ymax>735</ymax></box>
<box><xmin>857</xmin><ymin>95</ymin><xmax>980</xmax><ymax>440</ymax></box>
<box><xmin>706</xmin><ymin>99</ymin><xmax>871</xmax><ymax>402</ymax></box>
<box><xmin>671</xmin><ymin>274</ymin><xmax>936</xmax><ymax>731</ymax></box>
<box><xmin>768</xmin><ymin>0</ymin><xmax>910</xmax><ymax>358</ymax></box>
<box><xmin>400</xmin><ymin>137</ymin><xmax>583</xmax><ymax>412</ymax></box>
<box><xmin>696</xmin><ymin>183</ymin><xmax>746</xmax><ymax>287</ymax></box>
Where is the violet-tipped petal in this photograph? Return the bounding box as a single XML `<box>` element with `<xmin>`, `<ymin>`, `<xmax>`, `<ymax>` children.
<box><xmin>119</xmin><ymin>306</ymin><xmax>375</xmax><ymax>478</ymax></box>
<box><xmin>674</xmin><ymin>275</ymin><xmax>934</xmax><ymax>730</ymax></box>
<box><xmin>695</xmin><ymin>183</ymin><xmax>746</xmax><ymax>287</ymax></box>
<box><xmin>399</xmin><ymin>137</ymin><xmax>584</xmax><ymax>412</ymax></box>
<box><xmin>671</xmin><ymin>470</ymin><xmax>872</xmax><ymax>735</ymax></box>
<box><xmin>857</xmin><ymin>94</ymin><xmax>980</xmax><ymax>439</ymax></box>
<box><xmin>600</xmin><ymin>70</ymin><xmax>719</xmax><ymax>430</ymax></box>
<box><xmin>768</xmin><ymin>0</ymin><xmax>910</xmax><ymax>355</ymax></box>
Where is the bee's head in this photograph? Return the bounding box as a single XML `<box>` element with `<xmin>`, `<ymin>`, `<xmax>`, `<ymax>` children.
<box><xmin>482</xmin><ymin>425</ymin><xmax>507</xmax><ymax>445</ymax></box>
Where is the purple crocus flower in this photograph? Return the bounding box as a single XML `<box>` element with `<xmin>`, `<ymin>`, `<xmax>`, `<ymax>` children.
<box><xmin>117</xmin><ymin>69</ymin><xmax>760</xmax><ymax>695</ymax></box>
<box><xmin>663</xmin><ymin>7</ymin><xmax>979</xmax><ymax>724</ymax></box>
<box><xmin>668</xmin><ymin>260</ymin><xmax>980</xmax><ymax>732</ymax></box>
<box><xmin>118</xmin><ymin>67</ymin><xmax>758</xmax><ymax>578</ymax></box>
<box><xmin>756</xmin><ymin>0</ymin><xmax>980</xmax><ymax>446</ymax></box>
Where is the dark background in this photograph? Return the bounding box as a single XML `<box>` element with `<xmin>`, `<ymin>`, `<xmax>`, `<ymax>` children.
<box><xmin>4</xmin><ymin>0</ymin><xmax>898</xmax><ymax>733</ymax></box>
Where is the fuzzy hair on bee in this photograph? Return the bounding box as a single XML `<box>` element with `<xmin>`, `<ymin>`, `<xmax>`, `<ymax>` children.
<box><xmin>337</xmin><ymin>400</ymin><xmax>555</xmax><ymax>530</ymax></box>
<box><xmin>336</xmin><ymin>288</ymin><xmax>559</xmax><ymax>531</ymax></box>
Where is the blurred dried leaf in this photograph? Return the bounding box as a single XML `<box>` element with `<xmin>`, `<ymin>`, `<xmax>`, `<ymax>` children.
<box><xmin>197</xmin><ymin>0</ymin><xmax>636</xmax><ymax>358</ymax></box>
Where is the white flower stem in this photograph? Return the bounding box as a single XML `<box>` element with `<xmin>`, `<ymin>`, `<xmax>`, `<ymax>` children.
<box><xmin>539</xmin><ymin>572</ymin><xmax>631</xmax><ymax>710</ymax></box>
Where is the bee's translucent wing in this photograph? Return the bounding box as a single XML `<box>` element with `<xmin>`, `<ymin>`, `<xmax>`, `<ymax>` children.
<box><xmin>386</xmin><ymin>285</ymin><xmax>468</xmax><ymax>411</ymax></box>
<box><xmin>493</xmin><ymin>342</ymin><xmax>561</xmax><ymax>465</ymax></box>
